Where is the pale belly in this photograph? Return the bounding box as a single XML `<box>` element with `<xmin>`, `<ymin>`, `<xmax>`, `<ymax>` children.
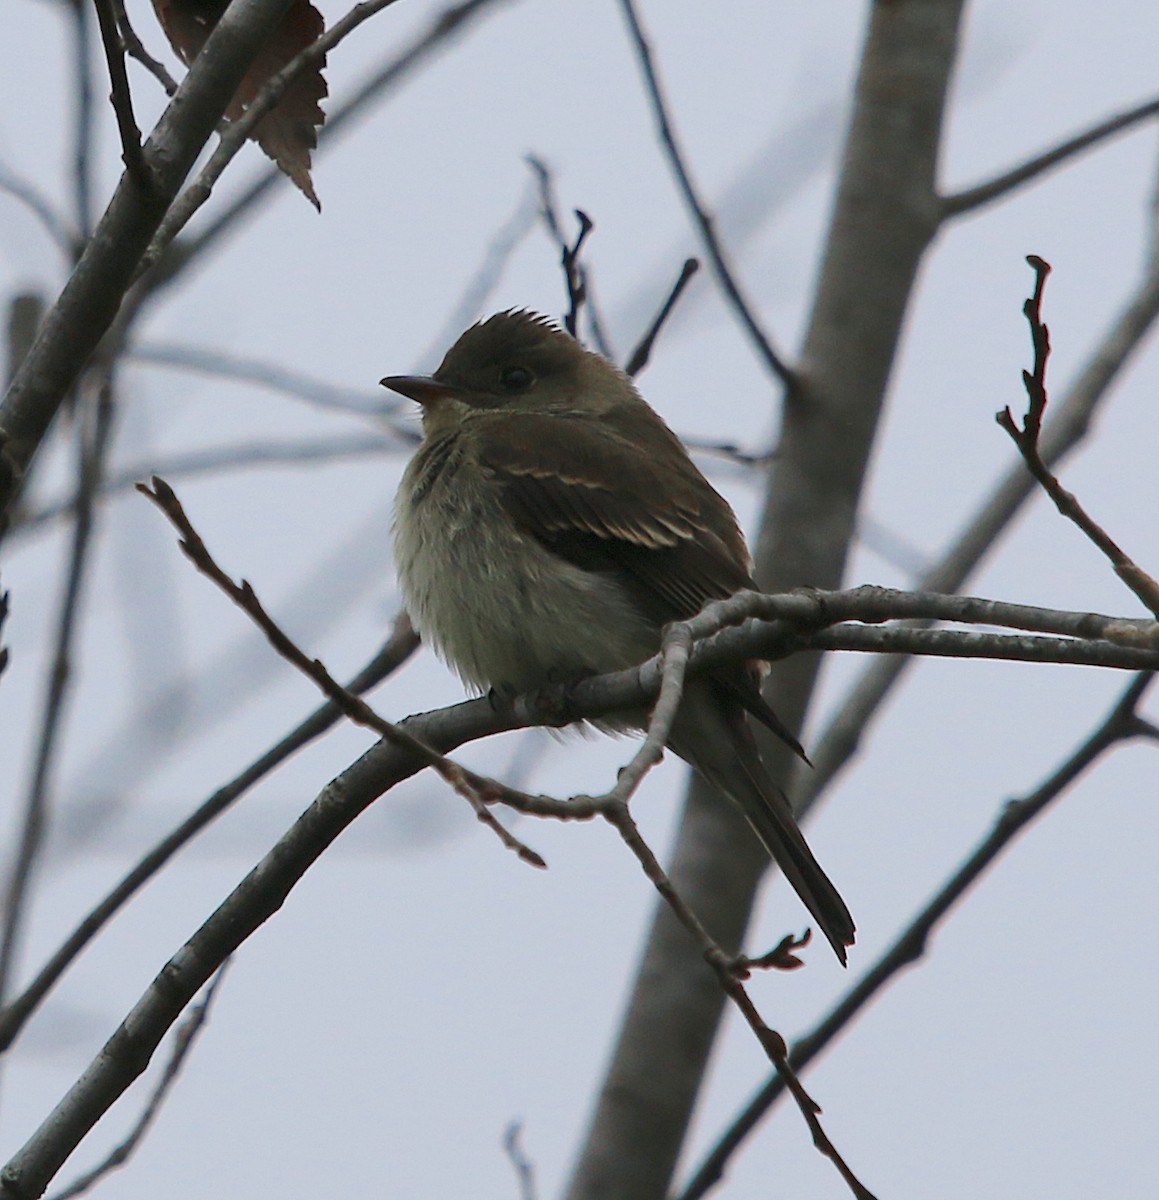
<box><xmin>394</xmin><ymin>444</ymin><xmax>657</xmax><ymax>694</ymax></box>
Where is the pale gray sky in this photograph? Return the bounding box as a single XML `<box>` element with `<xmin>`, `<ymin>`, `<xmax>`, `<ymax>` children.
<box><xmin>2</xmin><ymin>2</ymin><xmax>1158</xmax><ymax>1197</ymax></box>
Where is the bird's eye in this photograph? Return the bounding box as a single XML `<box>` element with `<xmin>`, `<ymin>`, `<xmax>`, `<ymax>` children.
<box><xmin>499</xmin><ymin>366</ymin><xmax>534</xmax><ymax>392</ymax></box>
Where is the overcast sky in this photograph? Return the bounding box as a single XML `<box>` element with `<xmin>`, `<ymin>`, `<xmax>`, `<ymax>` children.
<box><xmin>2</xmin><ymin>2</ymin><xmax>1159</xmax><ymax>1197</ymax></box>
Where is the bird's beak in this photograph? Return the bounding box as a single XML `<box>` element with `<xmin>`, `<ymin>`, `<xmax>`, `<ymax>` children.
<box><xmin>379</xmin><ymin>374</ymin><xmax>465</xmax><ymax>406</ymax></box>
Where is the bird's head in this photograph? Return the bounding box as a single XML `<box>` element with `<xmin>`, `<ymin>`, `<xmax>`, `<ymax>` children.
<box><xmin>381</xmin><ymin>310</ymin><xmax>633</xmax><ymax>435</ymax></box>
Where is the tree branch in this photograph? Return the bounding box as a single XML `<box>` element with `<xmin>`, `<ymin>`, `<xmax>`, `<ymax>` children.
<box><xmin>0</xmin><ymin>616</ymin><xmax>418</xmax><ymax>1055</ymax></box>
<box><xmin>677</xmin><ymin>672</ymin><xmax>1158</xmax><ymax>1200</ymax></box>
<box><xmin>616</xmin><ymin>0</ymin><xmax>792</xmax><ymax>388</ymax></box>
<box><xmin>111</xmin><ymin>0</ymin><xmax>179</xmax><ymax>97</ymax></box>
<box><xmin>0</xmin><ymin>0</ymin><xmax>300</xmax><ymax>526</ymax></box>
<box><xmin>2</xmin><ymin>571</ymin><xmax>1152</xmax><ymax>1195</ymax></box>
<box><xmin>92</xmin><ymin>0</ymin><xmax>152</xmax><ymax>191</ymax></box>
<box><xmin>625</xmin><ymin>257</ymin><xmax>699</xmax><ymax>377</ymax></box>
<box><xmin>801</xmin><ymin>172</ymin><xmax>1159</xmax><ymax>812</ymax></box>
<box><xmin>943</xmin><ymin>93</ymin><xmax>1159</xmax><ymax>217</ymax></box>
<box><xmin>0</xmin><ymin>379</ymin><xmax>115</xmax><ymax>1012</ymax></box>
<box><xmin>155</xmin><ymin>0</ymin><xmax>517</xmax><ymax>287</ymax></box>
<box><xmin>12</xmin><ymin>434</ymin><xmax>401</xmax><ymax>540</ymax></box>
<box><xmin>999</xmin><ymin>256</ymin><xmax>1159</xmax><ymax>616</ymax></box>
<box><xmin>126</xmin><ymin>341</ymin><xmax>402</xmax><ymax>418</ymax></box>
<box><xmin>46</xmin><ymin>965</ymin><xmax>230</xmax><ymax>1200</ymax></box>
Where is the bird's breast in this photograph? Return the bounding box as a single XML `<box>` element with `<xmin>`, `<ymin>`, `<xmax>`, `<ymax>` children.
<box><xmin>394</xmin><ymin>437</ymin><xmax>656</xmax><ymax>693</ymax></box>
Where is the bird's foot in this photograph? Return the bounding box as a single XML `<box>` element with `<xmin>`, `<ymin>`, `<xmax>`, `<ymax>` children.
<box><xmin>525</xmin><ymin>673</ymin><xmax>589</xmax><ymax>728</ymax></box>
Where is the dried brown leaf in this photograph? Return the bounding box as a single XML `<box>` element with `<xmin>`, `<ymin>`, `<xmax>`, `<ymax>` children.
<box><xmin>151</xmin><ymin>0</ymin><xmax>328</xmax><ymax>208</ymax></box>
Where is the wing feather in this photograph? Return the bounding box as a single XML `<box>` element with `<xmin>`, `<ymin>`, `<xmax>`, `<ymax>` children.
<box><xmin>475</xmin><ymin>410</ymin><xmax>807</xmax><ymax>762</ymax></box>
<box><xmin>475</xmin><ymin>411</ymin><xmax>751</xmax><ymax>624</ymax></box>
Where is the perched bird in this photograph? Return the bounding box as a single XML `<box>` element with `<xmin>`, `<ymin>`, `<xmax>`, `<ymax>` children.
<box><xmin>383</xmin><ymin>310</ymin><xmax>854</xmax><ymax>963</ymax></box>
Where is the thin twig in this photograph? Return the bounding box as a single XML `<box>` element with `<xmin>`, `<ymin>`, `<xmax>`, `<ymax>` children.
<box><xmin>0</xmin><ymin>588</ymin><xmax>8</xmax><ymax>682</ymax></box>
<box><xmin>157</xmin><ymin>0</ymin><xmax>515</xmax><ymax>284</ymax></box>
<box><xmin>999</xmin><ymin>256</ymin><xmax>1159</xmax><ymax>616</ymax></box>
<box><xmin>71</xmin><ymin>0</ymin><xmax>97</xmax><ymax>242</ymax></box>
<box><xmin>12</xmin><ymin>434</ymin><xmax>401</xmax><ymax>539</ymax></box>
<box><xmin>111</xmin><ymin>0</ymin><xmax>179</xmax><ymax>96</ymax></box>
<box><xmin>524</xmin><ymin>156</ymin><xmax>613</xmax><ymax>358</ymax></box>
<box><xmin>139</xmin><ymin>0</ymin><xmax>408</xmax><ymax>277</ymax></box>
<box><xmin>616</xmin><ymin>0</ymin><xmax>792</xmax><ymax>388</ymax></box>
<box><xmin>682</xmin><ymin>435</ymin><xmax>773</xmax><ymax>468</ymax></box>
<box><xmin>802</xmin><ymin>180</ymin><xmax>1159</xmax><ymax>811</ymax></box>
<box><xmin>92</xmin><ymin>0</ymin><xmax>153</xmax><ymax>191</ymax></box>
<box><xmin>46</xmin><ymin>965</ymin><xmax>231</xmax><ymax>1200</ymax></box>
<box><xmin>943</xmin><ymin>93</ymin><xmax>1159</xmax><ymax>217</ymax></box>
<box><xmin>677</xmin><ymin>672</ymin><xmax>1157</xmax><ymax>1200</ymax></box>
<box><xmin>561</xmin><ymin>210</ymin><xmax>594</xmax><ymax>338</ymax></box>
<box><xmin>625</xmin><ymin>257</ymin><xmax>699</xmax><ymax>377</ymax></box>
<box><xmin>127</xmin><ymin>341</ymin><xmax>403</xmax><ymax>418</ymax></box>
<box><xmin>607</xmin><ymin>622</ymin><xmax>692</xmax><ymax>802</ymax></box>
<box><xmin>0</xmin><ymin>616</ymin><xmax>419</xmax><ymax>1054</ymax></box>
<box><xmin>0</xmin><ymin>379</ymin><xmax>116</xmax><ymax>1010</ymax></box>
<box><xmin>597</xmin><ymin>799</ymin><xmax>876</xmax><ymax>1200</ymax></box>
<box><xmin>138</xmin><ymin>478</ymin><xmax>545</xmax><ymax>868</ymax></box>
<box><xmin>502</xmin><ymin>1122</ymin><xmax>538</xmax><ymax>1200</ymax></box>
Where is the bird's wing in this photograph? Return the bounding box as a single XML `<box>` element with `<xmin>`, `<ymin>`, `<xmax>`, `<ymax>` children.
<box><xmin>475</xmin><ymin>411</ymin><xmax>751</xmax><ymax>625</ymax></box>
<box><xmin>475</xmin><ymin>411</ymin><xmax>809</xmax><ymax>762</ymax></box>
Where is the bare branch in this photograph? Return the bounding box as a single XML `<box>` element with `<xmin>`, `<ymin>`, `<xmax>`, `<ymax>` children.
<box><xmin>999</xmin><ymin>256</ymin><xmax>1159</xmax><ymax>616</ymax></box>
<box><xmin>0</xmin><ymin>616</ymin><xmax>419</xmax><ymax>1054</ymax></box>
<box><xmin>159</xmin><ymin>0</ymin><xmax>517</xmax><ymax>284</ymax></box>
<box><xmin>625</xmin><ymin>257</ymin><xmax>699</xmax><ymax>377</ymax></box>
<box><xmin>137</xmin><ymin>478</ymin><xmax>544</xmax><ymax>868</ymax></box>
<box><xmin>0</xmin><ymin>585</ymin><xmax>8</xmax><ymax>683</ymax></box>
<box><xmin>12</xmin><ymin>434</ymin><xmax>400</xmax><ymax>540</ymax></box>
<box><xmin>111</xmin><ymin>0</ymin><xmax>179</xmax><ymax>96</ymax></box>
<box><xmin>92</xmin><ymin>0</ymin><xmax>153</xmax><ymax>192</ymax></box>
<box><xmin>139</xmin><ymin>0</ymin><xmax>407</xmax><ymax>271</ymax></box>
<box><xmin>502</xmin><ymin>1123</ymin><xmax>538</xmax><ymax>1200</ymax></box>
<box><xmin>943</xmin><ymin>93</ymin><xmax>1159</xmax><ymax>218</ymax></box>
<box><xmin>677</xmin><ymin>672</ymin><xmax>1157</xmax><ymax>1200</ymax></box>
<box><xmin>682</xmin><ymin>435</ymin><xmax>772</xmax><ymax>469</ymax></box>
<box><xmin>71</xmin><ymin>0</ymin><xmax>97</xmax><ymax>240</ymax></box>
<box><xmin>46</xmin><ymin>965</ymin><xmax>230</xmax><ymax>1200</ymax></box>
<box><xmin>594</xmin><ymin>796</ymin><xmax>876</xmax><ymax>1200</ymax></box>
<box><xmin>616</xmin><ymin>0</ymin><xmax>792</xmax><ymax>388</ymax></box>
<box><xmin>126</xmin><ymin>341</ymin><xmax>402</xmax><ymax>418</ymax></box>
<box><xmin>525</xmin><ymin>157</ymin><xmax>612</xmax><ymax>358</ymax></box>
<box><xmin>607</xmin><ymin>623</ymin><xmax>692</xmax><ymax>803</ymax></box>
<box><xmin>560</xmin><ymin>210</ymin><xmax>594</xmax><ymax>339</ymax></box>
<box><xmin>802</xmin><ymin>182</ymin><xmax>1159</xmax><ymax>810</ymax></box>
<box><xmin>0</xmin><ymin>379</ymin><xmax>115</xmax><ymax>1010</ymax></box>
<box><xmin>0</xmin><ymin>0</ymin><xmax>307</xmax><ymax>525</ymax></box>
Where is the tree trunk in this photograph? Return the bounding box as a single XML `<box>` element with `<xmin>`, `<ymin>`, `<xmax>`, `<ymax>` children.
<box><xmin>564</xmin><ymin>3</ymin><xmax>964</xmax><ymax>1196</ymax></box>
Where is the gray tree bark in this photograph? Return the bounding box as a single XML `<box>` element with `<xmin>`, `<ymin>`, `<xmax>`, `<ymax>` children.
<box><xmin>564</xmin><ymin>3</ymin><xmax>965</xmax><ymax>1197</ymax></box>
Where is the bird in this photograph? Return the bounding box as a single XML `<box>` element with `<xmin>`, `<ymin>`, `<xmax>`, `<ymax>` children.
<box><xmin>383</xmin><ymin>309</ymin><xmax>854</xmax><ymax>963</ymax></box>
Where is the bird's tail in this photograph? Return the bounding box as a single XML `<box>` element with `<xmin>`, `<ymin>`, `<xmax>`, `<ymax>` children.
<box><xmin>670</xmin><ymin>685</ymin><xmax>855</xmax><ymax>965</ymax></box>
